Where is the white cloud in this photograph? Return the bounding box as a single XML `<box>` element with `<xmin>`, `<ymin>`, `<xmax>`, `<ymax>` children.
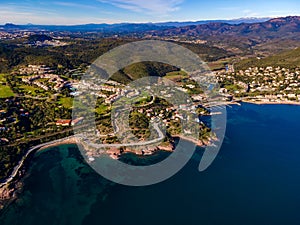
<box><xmin>242</xmin><ymin>9</ymin><xmax>260</xmax><ymax>18</ymax></box>
<box><xmin>98</xmin><ymin>0</ymin><xmax>184</xmax><ymax>14</ymax></box>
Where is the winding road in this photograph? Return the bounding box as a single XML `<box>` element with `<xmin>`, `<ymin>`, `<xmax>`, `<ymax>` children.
<box><xmin>0</xmin><ymin>136</ymin><xmax>74</xmax><ymax>189</ymax></box>
<box><xmin>0</xmin><ymin>122</ymin><xmax>165</xmax><ymax>189</ymax></box>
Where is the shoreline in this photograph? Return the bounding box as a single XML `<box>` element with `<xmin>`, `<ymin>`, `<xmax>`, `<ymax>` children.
<box><xmin>38</xmin><ymin>137</ymin><xmax>79</xmax><ymax>151</ymax></box>
<box><xmin>0</xmin><ymin>136</ymin><xmax>78</xmax><ymax>209</ymax></box>
<box><xmin>1</xmin><ymin>100</ymin><xmax>299</xmax><ymax>181</ymax></box>
<box><xmin>0</xmin><ymin>134</ymin><xmax>204</xmax><ymax>210</ymax></box>
<box><xmin>1</xmin><ymin>100</ymin><xmax>299</xmax><ymax>209</ymax></box>
<box><xmin>240</xmin><ymin>100</ymin><xmax>300</xmax><ymax>106</ymax></box>
<box><xmin>31</xmin><ymin>137</ymin><xmax>206</xmax><ymax>162</ymax></box>
<box><xmin>172</xmin><ymin>135</ymin><xmax>205</xmax><ymax>147</ymax></box>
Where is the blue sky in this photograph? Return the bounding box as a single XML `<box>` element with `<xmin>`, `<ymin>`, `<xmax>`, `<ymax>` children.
<box><xmin>0</xmin><ymin>0</ymin><xmax>299</xmax><ymax>24</ymax></box>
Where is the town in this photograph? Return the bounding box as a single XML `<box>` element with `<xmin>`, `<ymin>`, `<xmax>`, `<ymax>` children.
<box><xmin>2</xmin><ymin>63</ymin><xmax>300</xmax><ymax>148</ymax></box>
<box><xmin>216</xmin><ymin>66</ymin><xmax>300</xmax><ymax>103</ymax></box>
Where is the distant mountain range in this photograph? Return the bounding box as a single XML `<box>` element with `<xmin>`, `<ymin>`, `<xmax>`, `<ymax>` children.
<box><xmin>154</xmin><ymin>17</ymin><xmax>271</xmax><ymax>27</ymax></box>
<box><xmin>0</xmin><ymin>23</ymin><xmax>165</xmax><ymax>33</ymax></box>
<box><xmin>2</xmin><ymin>16</ymin><xmax>300</xmax><ymax>57</ymax></box>
<box><xmin>150</xmin><ymin>16</ymin><xmax>300</xmax><ymax>40</ymax></box>
<box><xmin>146</xmin><ymin>16</ymin><xmax>300</xmax><ymax>56</ymax></box>
<box><xmin>0</xmin><ymin>17</ymin><xmax>271</xmax><ymax>33</ymax></box>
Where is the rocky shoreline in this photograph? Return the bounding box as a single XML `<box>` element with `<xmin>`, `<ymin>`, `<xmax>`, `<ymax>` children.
<box><xmin>0</xmin><ymin>128</ymin><xmax>222</xmax><ymax>210</ymax></box>
<box><xmin>0</xmin><ymin>163</ymin><xmax>30</xmax><ymax>210</ymax></box>
<box><xmin>104</xmin><ymin>143</ymin><xmax>175</xmax><ymax>160</ymax></box>
<box><xmin>0</xmin><ymin>137</ymin><xmax>210</xmax><ymax>216</ymax></box>
<box><xmin>0</xmin><ymin>137</ymin><xmax>79</xmax><ymax>210</ymax></box>
<box><xmin>0</xmin><ymin>136</ymin><xmax>176</xmax><ymax>209</ymax></box>
<box><xmin>0</xmin><ymin>181</ymin><xmax>23</xmax><ymax>210</ymax></box>
<box><xmin>0</xmin><ymin>102</ymin><xmax>238</xmax><ymax>210</ymax></box>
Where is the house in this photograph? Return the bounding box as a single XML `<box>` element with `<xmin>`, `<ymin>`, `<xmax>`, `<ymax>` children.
<box><xmin>71</xmin><ymin>117</ymin><xmax>84</xmax><ymax>126</ymax></box>
<box><xmin>56</xmin><ymin>119</ymin><xmax>72</xmax><ymax>126</ymax></box>
<box><xmin>219</xmin><ymin>88</ymin><xmax>228</xmax><ymax>94</ymax></box>
<box><xmin>287</xmin><ymin>94</ymin><xmax>296</xmax><ymax>99</ymax></box>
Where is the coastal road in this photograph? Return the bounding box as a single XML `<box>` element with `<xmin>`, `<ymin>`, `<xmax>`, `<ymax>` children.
<box><xmin>0</xmin><ymin>136</ymin><xmax>74</xmax><ymax>189</ymax></box>
<box><xmin>0</xmin><ymin>123</ymin><xmax>165</xmax><ymax>188</ymax></box>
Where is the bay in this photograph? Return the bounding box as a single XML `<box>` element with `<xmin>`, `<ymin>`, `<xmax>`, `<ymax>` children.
<box><xmin>1</xmin><ymin>103</ymin><xmax>300</xmax><ymax>225</ymax></box>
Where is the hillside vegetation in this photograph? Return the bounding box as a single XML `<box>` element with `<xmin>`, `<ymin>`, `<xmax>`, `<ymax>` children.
<box><xmin>151</xmin><ymin>16</ymin><xmax>300</xmax><ymax>56</ymax></box>
<box><xmin>0</xmin><ymin>38</ymin><xmax>233</xmax><ymax>74</ymax></box>
<box><xmin>236</xmin><ymin>47</ymin><xmax>300</xmax><ymax>70</ymax></box>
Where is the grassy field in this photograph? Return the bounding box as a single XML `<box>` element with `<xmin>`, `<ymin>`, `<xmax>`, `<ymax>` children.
<box><xmin>0</xmin><ymin>74</ymin><xmax>15</xmax><ymax>98</ymax></box>
<box><xmin>0</xmin><ymin>86</ymin><xmax>15</xmax><ymax>98</ymax></box>
<box><xmin>207</xmin><ymin>60</ymin><xmax>229</xmax><ymax>71</ymax></box>
<box><xmin>18</xmin><ymin>84</ymin><xmax>42</xmax><ymax>96</ymax></box>
<box><xmin>58</xmin><ymin>97</ymin><xmax>74</xmax><ymax>109</ymax></box>
<box><xmin>165</xmin><ymin>70</ymin><xmax>188</xmax><ymax>77</ymax></box>
<box><xmin>165</xmin><ymin>70</ymin><xmax>188</xmax><ymax>82</ymax></box>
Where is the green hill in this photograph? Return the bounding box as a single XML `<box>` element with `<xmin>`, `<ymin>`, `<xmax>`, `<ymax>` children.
<box><xmin>236</xmin><ymin>47</ymin><xmax>300</xmax><ymax>70</ymax></box>
<box><xmin>0</xmin><ymin>37</ymin><xmax>233</xmax><ymax>73</ymax></box>
<box><xmin>111</xmin><ymin>62</ymin><xmax>179</xmax><ymax>84</ymax></box>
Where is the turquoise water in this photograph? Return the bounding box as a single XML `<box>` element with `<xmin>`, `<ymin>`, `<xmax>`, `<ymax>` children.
<box><xmin>1</xmin><ymin>103</ymin><xmax>300</xmax><ymax>225</ymax></box>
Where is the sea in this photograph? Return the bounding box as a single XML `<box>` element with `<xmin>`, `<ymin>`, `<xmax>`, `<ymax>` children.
<box><xmin>1</xmin><ymin>103</ymin><xmax>300</xmax><ymax>225</ymax></box>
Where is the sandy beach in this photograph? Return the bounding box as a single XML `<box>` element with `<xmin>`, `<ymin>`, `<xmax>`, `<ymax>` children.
<box><xmin>241</xmin><ymin>100</ymin><xmax>300</xmax><ymax>106</ymax></box>
<box><xmin>38</xmin><ymin>137</ymin><xmax>79</xmax><ymax>151</ymax></box>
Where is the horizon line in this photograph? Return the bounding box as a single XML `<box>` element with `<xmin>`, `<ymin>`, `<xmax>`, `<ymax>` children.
<box><xmin>2</xmin><ymin>15</ymin><xmax>296</xmax><ymax>26</ymax></box>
